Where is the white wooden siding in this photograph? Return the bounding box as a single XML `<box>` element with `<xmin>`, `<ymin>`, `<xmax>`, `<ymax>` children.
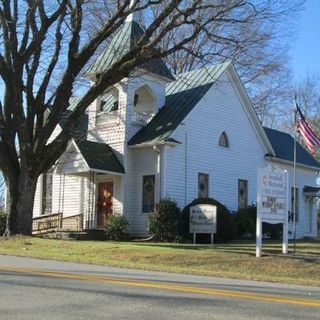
<box><xmin>54</xmin><ymin>144</ymin><xmax>87</xmax><ymax>174</ymax></box>
<box><xmin>165</xmin><ymin>72</ymin><xmax>266</xmax><ymax>212</ymax></box>
<box><xmin>87</xmin><ymin>82</ymin><xmax>128</xmax><ymax>162</ymax></box>
<box><xmin>33</xmin><ymin>177</ymin><xmax>42</xmax><ymax>217</ymax></box>
<box><xmin>124</xmin><ymin>147</ymin><xmax>158</xmax><ymax>236</ymax></box>
<box><xmin>52</xmin><ymin>175</ymin><xmax>80</xmax><ymax>216</ymax></box>
<box><xmin>121</xmin><ymin>74</ymin><xmax>169</xmax><ymax>237</ymax></box>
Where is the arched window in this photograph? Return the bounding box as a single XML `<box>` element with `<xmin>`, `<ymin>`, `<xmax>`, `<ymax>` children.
<box><xmin>133</xmin><ymin>84</ymin><xmax>156</xmax><ymax>114</ymax></box>
<box><xmin>218</xmin><ymin>131</ymin><xmax>230</xmax><ymax>148</ymax></box>
<box><xmin>100</xmin><ymin>87</ymin><xmax>119</xmax><ymax>112</ymax></box>
<box><xmin>132</xmin><ymin>84</ymin><xmax>156</xmax><ymax>124</ymax></box>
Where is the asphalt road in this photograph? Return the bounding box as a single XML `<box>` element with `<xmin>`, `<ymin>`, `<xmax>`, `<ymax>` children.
<box><xmin>0</xmin><ymin>254</ymin><xmax>319</xmax><ymax>320</ymax></box>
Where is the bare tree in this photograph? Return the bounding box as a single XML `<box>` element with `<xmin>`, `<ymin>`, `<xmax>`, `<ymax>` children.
<box><xmin>293</xmin><ymin>73</ymin><xmax>320</xmax><ymax>159</ymax></box>
<box><xmin>136</xmin><ymin>0</ymin><xmax>303</xmax><ymax>120</ymax></box>
<box><xmin>277</xmin><ymin>73</ymin><xmax>320</xmax><ymax>129</ymax></box>
<box><xmin>295</xmin><ymin>73</ymin><xmax>320</xmax><ymax>122</ymax></box>
<box><xmin>271</xmin><ymin>73</ymin><xmax>320</xmax><ymax>159</ymax></box>
<box><xmin>91</xmin><ymin>1</ymin><xmax>303</xmax><ymax>91</ymax></box>
<box><xmin>0</xmin><ymin>0</ymin><xmax>302</xmax><ymax>236</ymax></box>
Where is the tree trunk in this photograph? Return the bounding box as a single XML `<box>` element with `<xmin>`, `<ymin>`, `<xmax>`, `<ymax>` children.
<box><xmin>5</xmin><ymin>173</ymin><xmax>37</xmax><ymax>236</ymax></box>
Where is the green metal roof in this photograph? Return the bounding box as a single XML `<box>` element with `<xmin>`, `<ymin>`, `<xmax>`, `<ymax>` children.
<box><xmin>48</xmin><ymin>97</ymin><xmax>88</xmax><ymax>140</ymax></box>
<box><xmin>76</xmin><ymin>140</ymin><xmax>125</xmax><ymax>174</ymax></box>
<box><xmin>128</xmin><ymin>62</ymin><xmax>231</xmax><ymax>146</ymax></box>
<box><xmin>68</xmin><ymin>96</ymin><xmax>82</xmax><ymax>110</ymax></box>
<box><xmin>264</xmin><ymin>127</ymin><xmax>320</xmax><ymax>169</ymax></box>
<box><xmin>86</xmin><ymin>21</ymin><xmax>174</xmax><ymax>80</ymax></box>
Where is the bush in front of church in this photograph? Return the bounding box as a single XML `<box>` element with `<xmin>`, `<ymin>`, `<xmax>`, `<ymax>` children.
<box><xmin>180</xmin><ymin>198</ymin><xmax>237</xmax><ymax>243</ymax></box>
<box><xmin>234</xmin><ymin>205</ymin><xmax>256</xmax><ymax>238</ymax></box>
<box><xmin>148</xmin><ymin>199</ymin><xmax>181</xmax><ymax>242</ymax></box>
<box><xmin>105</xmin><ymin>215</ymin><xmax>129</xmax><ymax>241</ymax></box>
<box><xmin>234</xmin><ymin>205</ymin><xmax>282</xmax><ymax>240</ymax></box>
<box><xmin>0</xmin><ymin>209</ymin><xmax>6</xmax><ymax>236</ymax></box>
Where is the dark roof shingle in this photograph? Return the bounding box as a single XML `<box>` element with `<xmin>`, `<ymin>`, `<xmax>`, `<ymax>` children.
<box><xmin>303</xmin><ymin>186</ymin><xmax>320</xmax><ymax>194</ymax></box>
<box><xmin>76</xmin><ymin>140</ymin><xmax>125</xmax><ymax>174</ymax></box>
<box><xmin>264</xmin><ymin>127</ymin><xmax>320</xmax><ymax>169</ymax></box>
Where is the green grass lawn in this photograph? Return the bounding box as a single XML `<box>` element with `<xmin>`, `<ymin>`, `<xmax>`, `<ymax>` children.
<box><xmin>0</xmin><ymin>237</ymin><xmax>319</xmax><ymax>286</ymax></box>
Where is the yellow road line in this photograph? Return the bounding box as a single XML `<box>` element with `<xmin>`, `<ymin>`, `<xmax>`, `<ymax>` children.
<box><xmin>0</xmin><ymin>265</ymin><xmax>319</xmax><ymax>308</ymax></box>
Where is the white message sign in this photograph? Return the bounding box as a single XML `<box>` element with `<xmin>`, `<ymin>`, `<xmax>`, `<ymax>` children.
<box><xmin>189</xmin><ymin>204</ymin><xmax>217</xmax><ymax>234</ymax></box>
<box><xmin>256</xmin><ymin>165</ymin><xmax>289</xmax><ymax>257</ymax></box>
<box><xmin>258</xmin><ymin>166</ymin><xmax>287</xmax><ymax>222</ymax></box>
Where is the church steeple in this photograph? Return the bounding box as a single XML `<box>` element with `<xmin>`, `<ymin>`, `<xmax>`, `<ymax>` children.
<box><xmin>125</xmin><ymin>0</ymin><xmax>138</xmax><ymax>23</ymax></box>
<box><xmin>85</xmin><ymin>1</ymin><xmax>174</xmax><ymax>81</ymax></box>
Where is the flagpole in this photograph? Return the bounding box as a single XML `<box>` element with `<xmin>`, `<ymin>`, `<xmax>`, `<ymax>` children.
<box><xmin>292</xmin><ymin>100</ymin><xmax>320</xmax><ymax>251</ymax></box>
<box><xmin>293</xmin><ymin>99</ymin><xmax>297</xmax><ymax>254</ymax></box>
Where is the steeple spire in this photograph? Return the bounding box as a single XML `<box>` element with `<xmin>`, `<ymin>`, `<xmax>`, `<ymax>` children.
<box><xmin>85</xmin><ymin>0</ymin><xmax>174</xmax><ymax>81</ymax></box>
<box><xmin>126</xmin><ymin>0</ymin><xmax>138</xmax><ymax>23</ymax></box>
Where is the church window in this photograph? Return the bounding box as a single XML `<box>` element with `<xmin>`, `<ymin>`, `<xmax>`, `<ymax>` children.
<box><xmin>99</xmin><ymin>87</ymin><xmax>119</xmax><ymax>112</ymax></box>
<box><xmin>198</xmin><ymin>173</ymin><xmax>209</xmax><ymax>198</ymax></box>
<box><xmin>142</xmin><ymin>175</ymin><xmax>155</xmax><ymax>213</ymax></box>
<box><xmin>218</xmin><ymin>131</ymin><xmax>230</xmax><ymax>148</ymax></box>
<box><xmin>41</xmin><ymin>169</ymin><xmax>53</xmax><ymax>215</ymax></box>
<box><xmin>133</xmin><ymin>85</ymin><xmax>155</xmax><ymax>114</ymax></box>
<box><xmin>134</xmin><ymin>94</ymin><xmax>139</xmax><ymax>106</ymax></box>
<box><xmin>238</xmin><ymin>179</ymin><xmax>248</xmax><ymax>209</ymax></box>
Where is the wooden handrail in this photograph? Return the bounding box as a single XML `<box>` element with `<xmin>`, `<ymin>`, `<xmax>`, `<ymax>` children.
<box><xmin>62</xmin><ymin>213</ymin><xmax>84</xmax><ymax>231</ymax></box>
<box><xmin>33</xmin><ymin>212</ymin><xmax>84</xmax><ymax>234</ymax></box>
<box><xmin>32</xmin><ymin>212</ymin><xmax>63</xmax><ymax>234</ymax></box>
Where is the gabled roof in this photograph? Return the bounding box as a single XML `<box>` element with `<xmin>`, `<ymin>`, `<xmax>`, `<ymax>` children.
<box><xmin>86</xmin><ymin>21</ymin><xmax>174</xmax><ymax>80</ymax></box>
<box><xmin>60</xmin><ymin>110</ymin><xmax>88</xmax><ymax>140</ymax></box>
<box><xmin>264</xmin><ymin>127</ymin><xmax>320</xmax><ymax>169</ymax></box>
<box><xmin>128</xmin><ymin>62</ymin><xmax>230</xmax><ymax>146</ymax></box>
<box><xmin>76</xmin><ymin>140</ymin><xmax>125</xmax><ymax>174</ymax></box>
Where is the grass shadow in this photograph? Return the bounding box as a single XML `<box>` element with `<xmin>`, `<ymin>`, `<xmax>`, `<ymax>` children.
<box><xmin>132</xmin><ymin>243</ymin><xmax>217</xmax><ymax>251</ymax></box>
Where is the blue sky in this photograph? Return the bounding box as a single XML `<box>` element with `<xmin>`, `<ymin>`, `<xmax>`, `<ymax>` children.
<box><xmin>0</xmin><ymin>2</ymin><xmax>319</xmax><ymax>104</ymax></box>
<box><xmin>290</xmin><ymin>0</ymin><xmax>320</xmax><ymax>80</ymax></box>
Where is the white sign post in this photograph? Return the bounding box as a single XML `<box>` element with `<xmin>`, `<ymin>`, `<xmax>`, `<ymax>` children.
<box><xmin>256</xmin><ymin>166</ymin><xmax>289</xmax><ymax>257</ymax></box>
<box><xmin>190</xmin><ymin>204</ymin><xmax>217</xmax><ymax>244</ymax></box>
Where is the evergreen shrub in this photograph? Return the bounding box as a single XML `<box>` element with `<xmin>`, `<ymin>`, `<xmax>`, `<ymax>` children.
<box><xmin>0</xmin><ymin>209</ymin><xmax>6</xmax><ymax>236</ymax></box>
<box><xmin>105</xmin><ymin>215</ymin><xmax>129</xmax><ymax>241</ymax></box>
<box><xmin>148</xmin><ymin>199</ymin><xmax>181</xmax><ymax>241</ymax></box>
<box><xmin>234</xmin><ymin>205</ymin><xmax>256</xmax><ymax>238</ymax></box>
<box><xmin>235</xmin><ymin>205</ymin><xmax>282</xmax><ymax>240</ymax></box>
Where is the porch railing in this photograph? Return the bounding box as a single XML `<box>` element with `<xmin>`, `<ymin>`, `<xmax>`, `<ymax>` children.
<box><xmin>32</xmin><ymin>212</ymin><xmax>84</xmax><ymax>234</ymax></box>
<box><xmin>62</xmin><ymin>214</ymin><xmax>84</xmax><ymax>231</ymax></box>
<box><xmin>32</xmin><ymin>212</ymin><xmax>63</xmax><ymax>234</ymax></box>
<box><xmin>96</xmin><ymin>110</ymin><xmax>120</xmax><ymax>125</ymax></box>
<box><xmin>132</xmin><ymin>112</ymin><xmax>153</xmax><ymax>125</ymax></box>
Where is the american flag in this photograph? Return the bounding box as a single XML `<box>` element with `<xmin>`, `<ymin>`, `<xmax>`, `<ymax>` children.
<box><xmin>296</xmin><ymin>104</ymin><xmax>320</xmax><ymax>153</ymax></box>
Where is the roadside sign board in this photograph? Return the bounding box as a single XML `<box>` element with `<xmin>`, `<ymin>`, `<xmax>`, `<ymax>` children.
<box><xmin>190</xmin><ymin>204</ymin><xmax>217</xmax><ymax>244</ymax></box>
<box><xmin>259</xmin><ymin>166</ymin><xmax>287</xmax><ymax>222</ymax></box>
<box><xmin>256</xmin><ymin>165</ymin><xmax>289</xmax><ymax>257</ymax></box>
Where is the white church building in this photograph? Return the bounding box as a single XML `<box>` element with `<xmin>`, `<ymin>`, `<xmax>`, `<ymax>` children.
<box><xmin>32</xmin><ymin>17</ymin><xmax>320</xmax><ymax>239</ymax></box>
